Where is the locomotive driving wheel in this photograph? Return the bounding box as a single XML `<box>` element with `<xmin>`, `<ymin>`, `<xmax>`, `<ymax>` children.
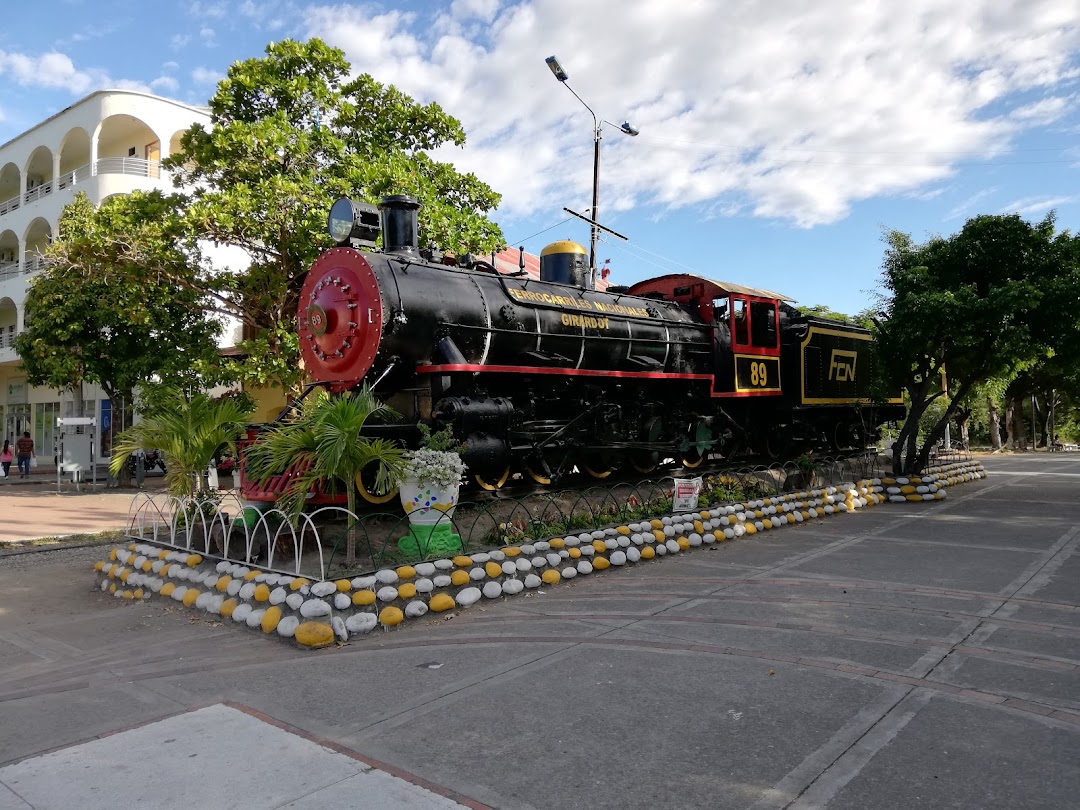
<box><xmin>581</xmin><ymin>452</ymin><xmax>615</xmax><ymax>479</ymax></box>
<box><xmin>355</xmin><ymin>463</ymin><xmax>399</xmax><ymax>505</ymax></box>
<box><xmin>475</xmin><ymin>467</ymin><xmax>511</xmax><ymax>491</ymax></box>
<box><xmin>631</xmin><ymin>416</ymin><xmax>663</xmax><ymax>473</ymax></box>
<box><xmin>679</xmin><ymin>418</ymin><xmax>713</xmax><ymax>468</ymax></box>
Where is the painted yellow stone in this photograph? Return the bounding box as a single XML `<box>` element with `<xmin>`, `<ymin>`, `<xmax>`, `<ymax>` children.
<box><xmin>133</xmin><ymin>588</ymin><xmax>144</xmax><ymax>600</ymax></box>
<box><xmin>396</xmin><ymin>565</ymin><xmax>416</xmax><ymax>579</ymax></box>
<box><xmin>379</xmin><ymin>607</ymin><xmax>404</xmax><ymax>627</ymax></box>
<box><xmin>128</xmin><ymin>543</ymin><xmax>137</xmax><ymax>551</ymax></box>
<box><xmin>652</xmin><ymin>529</ymin><xmax>666</xmax><ymax>543</ymax></box>
<box><xmin>253</xmin><ymin>584</ymin><xmax>271</xmax><ymax>602</ymax></box>
<box><xmin>109</xmin><ymin>583</ymin><xmax>117</xmax><ymax>594</ymax></box>
<box><xmin>549</xmin><ymin>538</ymin><xmax>566</xmax><ymax>549</ymax></box>
<box><xmin>754</xmin><ymin>509</ymin><xmax>764</xmax><ymax>519</ymax></box>
<box><xmin>244</xmin><ymin>570</ymin><xmax>260</xmax><ymax>581</ymax></box>
<box><xmin>296</xmin><ymin>621</ymin><xmax>336</xmax><ymax>647</ymax></box>
<box><xmin>160</xmin><ymin>564</ymin><xmax>172</xmax><ymax>577</ymax></box>
<box><xmin>763</xmin><ymin>498</ymin><xmax>773</xmax><ymax>506</ymax></box>
<box><xmin>121</xmin><ymin>590</ymin><xmax>134</xmax><ymax>600</ymax></box>
<box><xmin>699</xmin><ymin>510</ymin><xmax>711</xmax><ymax>520</ymax></box>
<box><xmin>160</xmin><ymin>582</ymin><xmax>176</xmax><ymax>597</ymax></box>
<box><xmin>216</xmin><ymin>576</ymin><xmax>232</xmax><ymax>591</ymax></box>
<box><xmin>541</xmin><ymin>569</ymin><xmax>561</xmax><ymax>585</ymax></box>
<box><xmin>261</xmin><ymin>606</ymin><xmax>282</xmax><ymax>633</ymax></box>
<box><xmin>900</xmin><ymin>485</ymin><xmax>917</xmax><ymax>494</ymax></box>
<box><xmin>650</xmin><ymin>519</ymin><xmax>664</xmax><ymax>530</ymax></box>
<box><xmin>592</xmin><ymin>540</ymin><xmax>607</xmax><ymax>554</ymax></box>
<box><xmin>429</xmin><ymin>593</ymin><xmax>456</xmax><ymax>612</ymax></box>
<box><xmin>641</xmin><ymin>546</ymin><xmax>656</xmax><ymax>560</ymax></box>
<box><xmin>220</xmin><ymin>598</ymin><xmax>238</xmax><ymax>617</ymax></box>
<box><xmin>763</xmin><ymin>519</ymin><xmax>773</xmax><ymax>530</ymax></box>
<box><xmin>906</xmin><ymin>494</ymin><xmax>922</xmax><ymax>502</ymax></box>
<box><xmin>450</xmin><ymin>569</ymin><xmax>471</xmax><ymax>586</ymax></box>
<box><xmin>593</xmin><ymin>556</ymin><xmax>611</xmax><ymax>570</ymax></box>
<box><xmin>676</xmin><ymin>537</ymin><xmax>690</xmax><ymax>551</ymax></box>
<box><xmin>352</xmin><ymin>590</ymin><xmax>377</xmax><ymax>606</ymax></box>
<box><xmin>158</xmin><ymin>550</ymin><xmax>169</xmax><ymax>559</ymax></box>
<box><xmin>713</xmin><ymin>530</ymin><xmax>725</xmax><ymax>541</ymax></box>
<box><xmin>569</xmin><ymin>547</ymin><xmax>582</xmax><ymax>559</ymax></box>
<box><xmin>694</xmin><ymin>520</ymin><xmax>704</xmax><ymax>534</ymax></box>
<box><xmin>452</xmin><ymin>555</ymin><xmax>473</xmax><ymax>567</ymax></box>
<box><xmin>398</xmin><ymin>583</ymin><xmax>417</xmax><ymax>599</ymax></box>
<box><xmin>182</xmin><ymin>589</ymin><xmax>200</xmax><ymax>607</ymax></box>
<box><xmin>485</xmin><ymin>561</ymin><xmax>503</xmax><ymax>578</ymax></box>
<box><xmin>94</xmin><ymin>561</ymin><xmax>105</xmax><ymax>571</ymax></box>
<box><xmin>119</xmin><ymin>569</ymin><xmax>130</xmax><ymax>582</ymax></box>
<box><xmin>290</xmin><ymin>577</ymin><xmax>310</xmax><ymax>591</ymax></box>
<box><xmin>335</xmin><ymin>579</ymin><xmax>352</xmax><ymax>592</ymax></box>
<box><xmin>745</xmin><ymin>524</ymin><xmax>757</xmax><ymax>535</ymax></box>
<box><xmin>141</xmin><ymin>560</ymin><xmax>153</xmax><ymax>572</ymax></box>
<box><xmin>617</xmin><ymin>525</ymin><xmax>631</xmax><ymax>535</ymax></box>
<box><xmin>186</xmin><ymin>554</ymin><xmax>203</xmax><ymax>567</ymax></box>
<box><xmin>109</xmin><ymin>549</ymin><xmax>118</xmax><ymax>561</ymax></box>
<box><xmin>503</xmin><ymin>546</ymin><xmax>521</xmax><ymax>557</ymax></box>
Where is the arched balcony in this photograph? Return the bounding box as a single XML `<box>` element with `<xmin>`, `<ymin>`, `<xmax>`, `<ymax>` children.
<box><xmin>0</xmin><ymin>229</ymin><xmax>17</xmax><ymax>279</ymax></box>
<box><xmin>57</xmin><ymin>127</ymin><xmax>92</xmax><ymax>191</ymax></box>
<box><xmin>23</xmin><ymin>146</ymin><xmax>55</xmax><ymax>206</ymax></box>
<box><xmin>0</xmin><ymin>163</ymin><xmax>21</xmax><ymax>217</ymax></box>
<box><xmin>0</xmin><ymin>296</ymin><xmax>17</xmax><ymax>351</ymax></box>
<box><xmin>23</xmin><ymin>218</ymin><xmax>52</xmax><ymax>275</ymax></box>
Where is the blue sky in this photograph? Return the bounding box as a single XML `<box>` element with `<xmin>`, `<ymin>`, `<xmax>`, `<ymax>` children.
<box><xmin>2</xmin><ymin>0</ymin><xmax>1078</xmax><ymax>316</ymax></box>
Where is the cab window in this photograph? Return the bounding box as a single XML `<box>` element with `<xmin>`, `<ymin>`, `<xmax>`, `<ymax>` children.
<box><xmin>733</xmin><ymin>299</ymin><xmax>749</xmax><ymax>345</ymax></box>
<box><xmin>750</xmin><ymin>301</ymin><xmax>777</xmax><ymax>348</ymax></box>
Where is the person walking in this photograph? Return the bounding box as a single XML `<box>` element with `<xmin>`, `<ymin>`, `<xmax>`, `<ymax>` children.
<box><xmin>15</xmin><ymin>431</ymin><xmax>34</xmax><ymax>478</ymax></box>
<box><xmin>0</xmin><ymin>440</ymin><xmax>11</xmax><ymax>479</ymax></box>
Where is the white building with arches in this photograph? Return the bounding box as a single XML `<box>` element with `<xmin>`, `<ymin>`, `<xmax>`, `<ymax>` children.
<box><xmin>0</xmin><ymin>90</ymin><xmax>212</xmax><ymax>463</ymax></box>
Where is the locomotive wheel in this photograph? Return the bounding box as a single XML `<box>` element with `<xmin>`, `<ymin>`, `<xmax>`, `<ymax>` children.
<box><xmin>526</xmin><ymin>466</ymin><xmax>552</xmax><ymax>485</ymax></box>
<box><xmin>475</xmin><ymin>467</ymin><xmax>511</xmax><ymax>491</ymax></box>
<box><xmin>580</xmin><ymin>452</ymin><xmax>615</xmax><ymax>479</ymax></box>
<box><xmin>632</xmin><ymin>416</ymin><xmax>663</xmax><ymax>474</ymax></box>
<box><xmin>355</xmin><ymin>466</ymin><xmax>398</xmax><ymax>505</ymax></box>
<box><xmin>582</xmin><ymin>462</ymin><xmax>615</xmax><ymax>479</ymax></box>
<box><xmin>630</xmin><ymin>459</ymin><xmax>658</xmax><ymax>474</ymax></box>
<box><xmin>679</xmin><ymin>418</ymin><xmax>712</xmax><ymax>468</ymax></box>
<box><xmin>679</xmin><ymin>453</ymin><xmax>705</xmax><ymax>469</ymax></box>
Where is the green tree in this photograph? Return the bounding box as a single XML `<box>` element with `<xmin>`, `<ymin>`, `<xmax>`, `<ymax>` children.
<box><xmin>14</xmin><ymin>192</ymin><xmax>222</xmax><ymax>434</ymax></box>
<box><xmin>243</xmin><ymin>387</ymin><xmax>406</xmax><ymax>565</ymax></box>
<box><xmin>875</xmin><ymin>214</ymin><xmax>1080</xmax><ymax>473</ymax></box>
<box><xmin>109</xmin><ymin>386</ymin><xmax>253</xmax><ymax>498</ymax></box>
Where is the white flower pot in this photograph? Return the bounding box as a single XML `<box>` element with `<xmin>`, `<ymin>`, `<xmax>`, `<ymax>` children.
<box><xmin>399</xmin><ymin>478</ymin><xmax>461</xmax><ymax>524</ymax></box>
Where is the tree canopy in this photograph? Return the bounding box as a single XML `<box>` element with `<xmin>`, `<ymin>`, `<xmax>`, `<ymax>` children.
<box><xmin>875</xmin><ymin>213</ymin><xmax>1080</xmax><ymax>472</ymax></box>
<box><xmin>14</xmin><ymin>192</ymin><xmax>222</xmax><ymax>422</ymax></box>
<box><xmin>40</xmin><ymin>38</ymin><xmax>504</xmax><ymax>394</ymax></box>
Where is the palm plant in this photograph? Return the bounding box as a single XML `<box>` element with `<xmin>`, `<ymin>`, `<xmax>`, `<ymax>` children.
<box><xmin>243</xmin><ymin>386</ymin><xmax>406</xmax><ymax>564</ymax></box>
<box><xmin>110</xmin><ymin>386</ymin><xmax>254</xmax><ymax>498</ymax></box>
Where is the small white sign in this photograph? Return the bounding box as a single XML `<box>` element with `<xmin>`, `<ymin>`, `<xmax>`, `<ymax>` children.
<box><xmin>673</xmin><ymin>477</ymin><xmax>703</xmax><ymax>511</ymax></box>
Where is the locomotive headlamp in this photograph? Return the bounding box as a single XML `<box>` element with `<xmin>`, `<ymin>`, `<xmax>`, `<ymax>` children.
<box><xmin>328</xmin><ymin>198</ymin><xmax>380</xmax><ymax>247</ymax></box>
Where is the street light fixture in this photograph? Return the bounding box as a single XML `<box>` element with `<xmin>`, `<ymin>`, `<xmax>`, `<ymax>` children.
<box><xmin>546</xmin><ymin>54</ymin><xmax>638</xmax><ymax>286</ymax></box>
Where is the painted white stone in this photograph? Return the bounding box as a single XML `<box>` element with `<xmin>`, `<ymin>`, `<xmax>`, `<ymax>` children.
<box><xmin>545</xmin><ymin>553</ymin><xmax>562</xmax><ymax>567</ymax></box>
<box><xmin>471</xmin><ymin>552</ymin><xmax>491</xmax><ymax>564</ymax></box>
<box><xmin>311</xmin><ymin>581</ymin><xmax>337</xmax><ymax>598</ymax></box>
<box><xmin>456</xmin><ymin>587</ymin><xmax>482</xmax><ymax>606</ymax></box>
<box><xmin>331</xmin><ymin>615</ymin><xmax>348</xmax><ymax>641</ymax></box>
<box><xmin>377</xmin><ymin>586</ymin><xmax>400</xmax><ymax>602</ymax></box>
<box><xmin>524</xmin><ymin>574</ymin><xmax>542</xmax><ymax>589</ymax></box>
<box><xmin>703</xmin><ymin>532</ymin><xmax>716</xmax><ymax>544</ymax></box>
<box><xmin>469</xmin><ymin>567</ymin><xmax>486</xmax><ymax>581</ymax></box>
<box><xmin>515</xmin><ymin>559</ymin><xmax>531</xmax><ymax>573</ymax></box>
<box><xmin>489</xmin><ymin>550</ymin><xmax>506</xmax><ymax>561</ymax></box>
<box><xmin>254</xmin><ymin>573</ymin><xmax>270</xmax><ymax>583</ymax></box>
<box><xmin>616</xmin><ymin>536</ymin><xmax>631</xmax><ymax>548</ymax></box>
<box><xmin>482</xmin><ymin>581</ymin><xmax>503</xmax><ymax>599</ymax></box>
<box><xmin>375</xmin><ymin>569</ymin><xmax>399</xmax><ymax>584</ymax></box>
<box><xmin>414</xmin><ymin>563</ymin><xmax>436</xmax><ymax>578</ymax></box>
<box><xmin>558</xmin><ymin>549</ymin><xmax>570</xmax><ymax>560</ymax></box>
<box><xmin>604</xmin><ymin>538</ymin><xmax>618</xmax><ymax>550</ymax></box>
<box><xmin>577</xmin><ymin>560</ymin><xmax>593</xmax><ymax>575</ymax></box>
<box><xmin>404</xmin><ymin>600</ymin><xmax>429</xmax><ymax>618</ymax></box>
<box><xmin>277</xmin><ymin>616</ymin><xmax>299</xmax><ymax>638</ymax></box>
<box><xmin>519</xmin><ymin>544</ymin><xmax>536</xmax><ymax>555</ymax></box>
<box><xmin>630</xmin><ymin>534</ymin><xmax>644</xmax><ymax>545</ymax></box>
<box><xmin>286</xmin><ymin>593</ymin><xmax>304</xmax><ymax>610</ymax></box>
<box><xmin>626</xmin><ymin>547</ymin><xmax>641</xmax><ymax>563</ymax></box>
<box><xmin>732</xmin><ymin>525</ymin><xmax>745</xmax><ymax>537</ymax></box>
<box><xmin>688</xmin><ymin>533</ymin><xmax>702</xmax><ymax>546</ymax></box>
<box><xmin>502</xmin><ymin>579</ymin><xmax>524</xmax><ymax>595</ymax></box>
<box><xmin>501</xmin><ymin>561</ymin><xmax>517</xmax><ymax>575</ymax></box>
<box><xmin>415</xmin><ymin>578</ymin><xmax>434</xmax><ymax>593</ymax></box>
<box><xmin>433</xmin><ymin>575</ymin><xmax>452</xmax><ymax>588</ymax></box>
<box><xmin>195</xmin><ymin>592</ymin><xmax>212</xmax><ymax>611</ymax></box>
<box><xmin>663</xmin><ymin>525</ymin><xmax>676</xmax><ymax>537</ymax></box>
<box><xmin>628</xmin><ymin>523</ymin><xmax>643</xmax><ymax>533</ymax></box>
<box><xmin>578</xmin><ymin>533</ymin><xmax>593</xmax><ymax>544</ymax></box>
<box><xmin>351</xmin><ymin>575</ymin><xmax>377</xmax><ymax>589</ymax></box>
<box><xmin>334</xmin><ymin>592</ymin><xmax>352</xmax><ymax>610</ymax></box>
<box><xmin>561</xmin><ymin>566</ymin><xmax>578</xmax><ymax>579</ymax></box>
<box><xmin>246</xmin><ymin>609</ymin><xmax>266</xmax><ymax>628</ymax></box>
<box><xmin>300</xmin><ymin>599</ymin><xmax>332</xmax><ymax>618</ymax></box>
<box><xmin>661</xmin><ymin>517</ymin><xmax>673</xmax><ymax>526</ymax></box>
<box><xmin>610</xmin><ymin>551</ymin><xmax>627</xmax><ymax>566</ymax></box>
<box><xmin>238</xmin><ymin>583</ymin><xmax>257</xmax><ymax>601</ymax></box>
<box><xmin>100</xmin><ymin>579</ymin><xmax>109</xmax><ymax>591</ymax></box>
<box><xmin>232</xmin><ymin>603</ymin><xmax>253</xmax><ymax>623</ymax></box>
<box><xmin>233</xmin><ymin>566</ymin><xmax>250</xmax><ymax>578</ymax></box>
<box><xmin>151</xmin><ymin>560</ymin><xmax>164</xmax><ymax>573</ymax></box>
<box><xmin>665</xmin><ymin>540</ymin><xmax>680</xmax><ymax>554</ymax></box>
<box><xmin>345</xmin><ymin>613</ymin><xmax>377</xmax><ymax>635</ymax></box>
<box><xmin>150</xmin><ymin>579</ymin><xmax>163</xmax><ymax>593</ymax></box>
<box><xmin>277</xmin><ymin>576</ymin><xmax>294</xmax><ymax>588</ymax></box>
<box><xmin>579</xmin><ymin>545</ymin><xmax>595</xmax><ymax>557</ymax></box>
<box><xmin>133</xmin><ymin>555</ymin><xmax>147</xmax><ymax>570</ymax></box>
<box><xmin>531</xmin><ymin>556</ymin><xmax>547</xmax><ymax>569</ymax></box>
<box><xmin>171</xmin><ymin>586</ymin><xmax>188</xmax><ymax>602</ymax></box>
<box><xmin>655</xmin><ymin>544</ymin><xmax>667</xmax><ymax>556</ymax></box>
<box><xmin>535</xmin><ymin>541</ymin><xmax>551</xmax><ymax>551</ymax></box>
<box><xmin>207</xmin><ymin>595</ymin><xmax>224</xmax><ymax>615</ymax></box>
<box><xmin>268</xmin><ymin>587</ymin><xmax>287</xmax><ymax>605</ymax></box>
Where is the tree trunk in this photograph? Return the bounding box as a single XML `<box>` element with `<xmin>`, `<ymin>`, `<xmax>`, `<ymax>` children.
<box><xmin>988</xmin><ymin>399</ymin><xmax>1002</xmax><ymax>451</ymax></box>
<box><xmin>1004</xmin><ymin>401</ymin><xmax>1015</xmax><ymax>449</ymax></box>
<box><xmin>1011</xmin><ymin>397</ymin><xmax>1027</xmax><ymax>450</ymax></box>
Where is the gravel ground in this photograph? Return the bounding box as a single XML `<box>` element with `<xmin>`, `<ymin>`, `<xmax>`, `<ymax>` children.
<box><xmin>0</xmin><ymin>541</ymin><xmax>121</xmax><ymax>571</ymax></box>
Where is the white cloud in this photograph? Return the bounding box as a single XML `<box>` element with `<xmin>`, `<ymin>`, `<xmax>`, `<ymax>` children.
<box><xmin>1001</xmin><ymin>195</ymin><xmax>1077</xmax><ymax>217</ymax></box>
<box><xmin>191</xmin><ymin>66</ymin><xmax>223</xmax><ymax>85</ymax></box>
<box><xmin>946</xmin><ymin>187</ymin><xmax>999</xmax><ymax>220</ymax></box>
<box><xmin>163</xmin><ymin>60</ymin><xmax>180</xmax><ymax>72</ymax></box>
<box><xmin>150</xmin><ymin>75</ymin><xmax>180</xmax><ymax>93</ymax></box>
<box><xmin>0</xmin><ymin>49</ymin><xmax>104</xmax><ymax>94</ymax></box>
<box><xmin>303</xmin><ymin>0</ymin><xmax>1080</xmax><ymax>228</ymax></box>
<box><xmin>170</xmin><ymin>34</ymin><xmax>191</xmax><ymax>50</ymax></box>
<box><xmin>200</xmin><ymin>27</ymin><xmax>217</xmax><ymax>47</ymax></box>
<box><xmin>189</xmin><ymin>2</ymin><xmax>227</xmax><ymax>19</ymax></box>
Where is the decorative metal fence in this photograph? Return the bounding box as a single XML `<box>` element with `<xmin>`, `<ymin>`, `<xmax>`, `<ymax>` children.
<box><xmin>125</xmin><ymin>452</ymin><xmax>901</xmax><ymax>581</ymax></box>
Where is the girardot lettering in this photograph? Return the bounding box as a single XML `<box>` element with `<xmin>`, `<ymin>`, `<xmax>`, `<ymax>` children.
<box><xmin>829</xmin><ymin>349</ymin><xmax>858</xmax><ymax>382</ymax></box>
<box><xmin>561</xmin><ymin>313</ymin><xmax>610</xmax><ymax>329</ymax></box>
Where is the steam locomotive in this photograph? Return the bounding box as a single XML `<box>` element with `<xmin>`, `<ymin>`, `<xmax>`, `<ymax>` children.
<box><xmin>243</xmin><ymin>194</ymin><xmax>903</xmax><ymax>503</ymax></box>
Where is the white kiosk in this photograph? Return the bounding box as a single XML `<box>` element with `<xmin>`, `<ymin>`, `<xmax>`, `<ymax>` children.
<box><xmin>56</xmin><ymin>417</ymin><xmax>98</xmax><ymax>491</ymax></box>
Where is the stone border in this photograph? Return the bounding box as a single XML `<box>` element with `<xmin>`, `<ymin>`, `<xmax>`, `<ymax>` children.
<box><xmin>91</xmin><ymin>461</ymin><xmax>986</xmax><ymax>648</ymax></box>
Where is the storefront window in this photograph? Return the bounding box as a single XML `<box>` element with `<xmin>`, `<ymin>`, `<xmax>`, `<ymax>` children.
<box><xmin>35</xmin><ymin>402</ymin><xmax>60</xmax><ymax>458</ymax></box>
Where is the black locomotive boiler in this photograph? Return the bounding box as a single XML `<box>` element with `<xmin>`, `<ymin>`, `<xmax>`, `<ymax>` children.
<box><xmin>246</xmin><ymin>194</ymin><xmax>903</xmax><ymax>502</ymax></box>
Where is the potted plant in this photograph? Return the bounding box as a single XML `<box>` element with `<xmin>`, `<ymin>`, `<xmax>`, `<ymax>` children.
<box><xmin>395</xmin><ymin>424</ymin><xmax>467</xmax><ymax>557</ymax></box>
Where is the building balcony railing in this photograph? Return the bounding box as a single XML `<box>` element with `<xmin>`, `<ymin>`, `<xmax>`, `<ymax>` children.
<box><xmin>0</xmin><ymin>261</ymin><xmax>18</xmax><ymax>279</ymax></box>
<box><xmin>0</xmin><ymin>158</ymin><xmax>165</xmax><ymax>218</ymax></box>
<box><xmin>0</xmin><ymin>325</ymin><xmax>19</xmax><ymax>350</ymax></box>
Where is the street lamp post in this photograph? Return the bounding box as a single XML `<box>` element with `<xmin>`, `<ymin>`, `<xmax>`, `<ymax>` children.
<box><xmin>546</xmin><ymin>55</ymin><xmax>637</xmax><ymax>286</ymax></box>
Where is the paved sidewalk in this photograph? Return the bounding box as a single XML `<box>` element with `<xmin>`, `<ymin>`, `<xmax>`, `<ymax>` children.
<box><xmin>1</xmin><ymin>454</ymin><xmax>1077</xmax><ymax>809</ymax></box>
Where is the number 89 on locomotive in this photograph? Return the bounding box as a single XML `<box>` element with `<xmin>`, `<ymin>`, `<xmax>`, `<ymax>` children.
<box><xmin>735</xmin><ymin>355</ymin><xmax>781</xmax><ymax>392</ymax></box>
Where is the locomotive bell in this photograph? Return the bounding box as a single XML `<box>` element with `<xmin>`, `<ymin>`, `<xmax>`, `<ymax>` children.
<box><xmin>379</xmin><ymin>195</ymin><xmax>421</xmax><ymax>255</ymax></box>
<box><xmin>540</xmin><ymin>240</ymin><xmax>589</xmax><ymax>288</ymax></box>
